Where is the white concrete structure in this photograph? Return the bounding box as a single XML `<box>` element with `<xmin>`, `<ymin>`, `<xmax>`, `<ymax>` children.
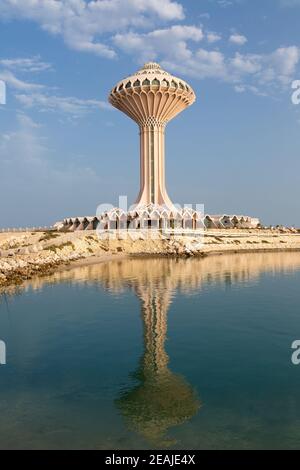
<box><xmin>57</xmin><ymin>213</ymin><xmax>260</xmax><ymax>232</ymax></box>
<box><xmin>204</xmin><ymin>215</ymin><xmax>260</xmax><ymax>229</ymax></box>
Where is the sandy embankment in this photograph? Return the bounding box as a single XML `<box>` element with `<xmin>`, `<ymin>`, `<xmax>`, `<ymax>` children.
<box><xmin>1</xmin><ymin>228</ymin><xmax>300</xmax><ymax>288</ymax></box>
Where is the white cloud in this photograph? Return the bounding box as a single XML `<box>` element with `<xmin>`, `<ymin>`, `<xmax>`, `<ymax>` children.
<box><xmin>0</xmin><ymin>0</ymin><xmax>184</xmax><ymax>58</ymax></box>
<box><xmin>0</xmin><ymin>70</ymin><xmax>44</xmax><ymax>91</ymax></box>
<box><xmin>229</xmin><ymin>33</ymin><xmax>248</xmax><ymax>46</ymax></box>
<box><xmin>240</xmin><ymin>47</ymin><xmax>299</xmax><ymax>86</ymax></box>
<box><xmin>0</xmin><ymin>55</ymin><xmax>109</xmax><ymax>116</ymax></box>
<box><xmin>160</xmin><ymin>46</ymin><xmax>300</xmax><ymax>94</ymax></box>
<box><xmin>0</xmin><ymin>112</ymin><xmax>100</xmax><ymax>181</ymax></box>
<box><xmin>193</xmin><ymin>48</ymin><xmax>227</xmax><ymax>78</ymax></box>
<box><xmin>0</xmin><ymin>56</ymin><xmax>52</xmax><ymax>72</ymax></box>
<box><xmin>160</xmin><ymin>52</ymin><xmax>227</xmax><ymax>82</ymax></box>
<box><xmin>106</xmin><ymin>6</ymin><xmax>299</xmax><ymax>95</ymax></box>
<box><xmin>234</xmin><ymin>84</ymin><xmax>267</xmax><ymax>97</ymax></box>
<box><xmin>114</xmin><ymin>25</ymin><xmax>204</xmax><ymax>62</ymax></box>
<box><xmin>207</xmin><ymin>31</ymin><xmax>222</xmax><ymax>43</ymax></box>
<box><xmin>199</xmin><ymin>13</ymin><xmax>210</xmax><ymax>20</ymax></box>
<box><xmin>15</xmin><ymin>92</ymin><xmax>111</xmax><ymax>116</ymax></box>
<box><xmin>0</xmin><ymin>1</ymin><xmax>299</xmax><ymax>100</ymax></box>
<box><xmin>230</xmin><ymin>46</ymin><xmax>300</xmax><ymax>85</ymax></box>
<box><xmin>267</xmin><ymin>46</ymin><xmax>300</xmax><ymax>83</ymax></box>
<box><xmin>280</xmin><ymin>0</ymin><xmax>300</xmax><ymax>6</ymax></box>
<box><xmin>230</xmin><ymin>53</ymin><xmax>262</xmax><ymax>74</ymax></box>
<box><xmin>0</xmin><ymin>112</ymin><xmax>102</xmax><ymax>225</ymax></box>
<box><xmin>135</xmin><ymin>0</ymin><xmax>184</xmax><ymax>20</ymax></box>
<box><xmin>217</xmin><ymin>0</ymin><xmax>234</xmax><ymax>7</ymax></box>
<box><xmin>0</xmin><ymin>114</ymin><xmax>49</xmax><ymax>169</ymax></box>
<box><xmin>111</xmin><ymin>14</ymin><xmax>299</xmax><ymax>94</ymax></box>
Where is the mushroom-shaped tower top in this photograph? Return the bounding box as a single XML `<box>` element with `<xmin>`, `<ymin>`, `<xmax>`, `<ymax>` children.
<box><xmin>109</xmin><ymin>62</ymin><xmax>196</xmax><ymax>126</ymax></box>
<box><xmin>108</xmin><ymin>63</ymin><xmax>196</xmax><ymax>209</ymax></box>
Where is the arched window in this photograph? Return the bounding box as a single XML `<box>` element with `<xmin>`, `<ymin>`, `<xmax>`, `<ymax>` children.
<box><xmin>161</xmin><ymin>79</ymin><xmax>169</xmax><ymax>87</ymax></box>
<box><xmin>171</xmin><ymin>80</ymin><xmax>177</xmax><ymax>89</ymax></box>
<box><xmin>118</xmin><ymin>83</ymin><xmax>124</xmax><ymax>91</ymax></box>
<box><xmin>125</xmin><ymin>81</ymin><xmax>131</xmax><ymax>89</ymax></box>
<box><xmin>119</xmin><ymin>215</ymin><xmax>127</xmax><ymax>231</ymax></box>
<box><xmin>152</xmin><ymin>78</ymin><xmax>160</xmax><ymax>86</ymax></box>
<box><xmin>142</xmin><ymin>78</ymin><xmax>150</xmax><ymax>86</ymax></box>
<box><xmin>133</xmin><ymin>79</ymin><xmax>140</xmax><ymax>87</ymax></box>
<box><xmin>109</xmin><ymin>220</ymin><xmax>118</xmax><ymax>230</ymax></box>
<box><xmin>179</xmin><ymin>82</ymin><xmax>184</xmax><ymax>90</ymax></box>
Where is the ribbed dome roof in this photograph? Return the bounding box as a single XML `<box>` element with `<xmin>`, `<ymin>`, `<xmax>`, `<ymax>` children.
<box><xmin>109</xmin><ymin>62</ymin><xmax>196</xmax><ymax>125</ymax></box>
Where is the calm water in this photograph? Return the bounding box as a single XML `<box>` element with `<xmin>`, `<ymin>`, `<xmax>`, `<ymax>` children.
<box><xmin>1</xmin><ymin>252</ymin><xmax>300</xmax><ymax>449</ymax></box>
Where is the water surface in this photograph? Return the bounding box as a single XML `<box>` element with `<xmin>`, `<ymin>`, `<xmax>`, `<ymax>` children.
<box><xmin>1</xmin><ymin>252</ymin><xmax>300</xmax><ymax>449</ymax></box>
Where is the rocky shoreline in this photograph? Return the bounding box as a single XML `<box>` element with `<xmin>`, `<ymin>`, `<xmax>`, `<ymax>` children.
<box><xmin>1</xmin><ymin>229</ymin><xmax>300</xmax><ymax>290</ymax></box>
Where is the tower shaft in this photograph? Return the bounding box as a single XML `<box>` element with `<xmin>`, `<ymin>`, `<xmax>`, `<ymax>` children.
<box><xmin>137</xmin><ymin>122</ymin><xmax>172</xmax><ymax>208</ymax></box>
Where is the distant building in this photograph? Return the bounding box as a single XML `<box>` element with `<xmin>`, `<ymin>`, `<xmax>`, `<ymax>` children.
<box><xmin>204</xmin><ymin>215</ymin><xmax>260</xmax><ymax>229</ymax></box>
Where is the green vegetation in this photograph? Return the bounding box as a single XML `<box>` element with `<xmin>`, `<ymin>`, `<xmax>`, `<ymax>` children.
<box><xmin>39</xmin><ymin>231</ymin><xmax>60</xmax><ymax>242</ymax></box>
<box><xmin>45</xmin><ymin>241</ymin><xmax>75</xmax><ymax>253</ymax></box>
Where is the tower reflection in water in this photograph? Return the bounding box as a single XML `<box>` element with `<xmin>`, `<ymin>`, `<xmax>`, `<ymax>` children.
<box><xmin>116</xmin><ymin>282</ymin><xmax>200</xmax><ymax>446</ymax></box>
<box><xmin>13</xmin><ymin>252</ymin><xmax>300</xmax><ymax>446</ymax></box>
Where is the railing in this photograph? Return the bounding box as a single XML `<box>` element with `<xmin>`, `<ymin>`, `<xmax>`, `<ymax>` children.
<box><xmin>0</xmin><ymin>227</ymin><xmax>52</xmax><ymax>233</ymax></box>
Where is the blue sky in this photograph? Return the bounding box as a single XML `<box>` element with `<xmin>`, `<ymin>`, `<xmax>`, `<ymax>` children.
<box><xmin>0</xmin><ymin>0</ymin><xmax>300</xmax><ymax>227</ymax></box>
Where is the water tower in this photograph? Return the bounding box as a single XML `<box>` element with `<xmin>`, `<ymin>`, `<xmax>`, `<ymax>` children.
<box><xmin>109</xmin><ymin>62</ymin><xmax>196</xmax><ymax>211</ymax></box>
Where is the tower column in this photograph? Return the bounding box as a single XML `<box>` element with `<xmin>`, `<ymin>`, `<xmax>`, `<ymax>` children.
<box><xmin>136</xmin><ymin>122</ymin><xmax>173</xmax><ymax>209</ymax></box>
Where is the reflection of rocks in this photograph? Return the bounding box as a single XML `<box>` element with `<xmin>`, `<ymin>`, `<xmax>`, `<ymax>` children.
<box><xmin>116</xmin><ymin>284</ymin><xmax>200</xmax><ymax>446</ymax></box>
<box><xmin>2</xmin><ymin>228</ymin><xmax>300</xmax><ymax>289</ymax></box>
<box><xmin>15</xmin><ymin>251</ymin><xmax>300</xmax><ymax>296</ymax></box>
